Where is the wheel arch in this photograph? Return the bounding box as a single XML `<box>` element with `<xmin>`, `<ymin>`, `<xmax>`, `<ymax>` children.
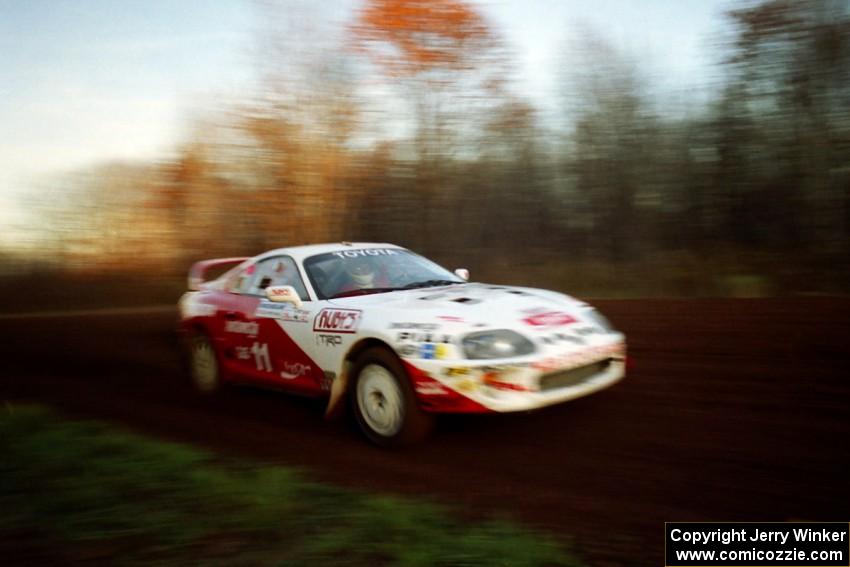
<box><xmin>325</xmin><ymin>336</ymin><xmax>399</xmax><ymax>419</ymax></box>
<box><xmin>189</xmin><ymin>320</ymin><xmax>209</xmax><ymax>334</ymax></box>
<box><xmin>345</xmin><ymin>340</ymin><xmax>435</xmax><ymax>446</ymax></box>
<box><xmin>178</xmin><ymin>317</ymin><xmax>210</xmax><ymax>336</ymax></box>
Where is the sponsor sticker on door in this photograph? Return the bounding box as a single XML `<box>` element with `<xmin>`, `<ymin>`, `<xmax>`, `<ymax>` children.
<box><xmin>313</xmin><ymin>308</ymin><xmax>362</xmax><ymax>334</ymax></box>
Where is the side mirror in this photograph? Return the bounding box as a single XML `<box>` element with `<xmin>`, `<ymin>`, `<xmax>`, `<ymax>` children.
<box><xmin>265</xmin><ymin>285</ymin><xmax>302</xmax><ymax>309</ymax></box>
<box><xmin>454</xmin><ymin>268</ymin><xmax>470</xmax><ymax>281</ymax></box>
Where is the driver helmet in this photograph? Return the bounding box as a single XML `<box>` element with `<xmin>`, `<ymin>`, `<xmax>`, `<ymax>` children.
<box><xmin>347</xmin><ymin>258</ymin><xmax>375</xmax><ymax>288</ymax></box>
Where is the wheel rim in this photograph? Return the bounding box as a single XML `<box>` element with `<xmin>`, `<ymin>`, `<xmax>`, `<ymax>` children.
<box><xmin>191</xmin><ymin>337</ymin><xmax>218</xmax><ymax>392</ymax></box>
<box><xmin>356</xmin><ymin>364</ymin><xmax>404</xmax><ymax>438</ymax></box>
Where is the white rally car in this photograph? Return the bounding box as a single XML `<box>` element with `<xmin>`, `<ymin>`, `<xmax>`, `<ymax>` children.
<box><xmin>179</xmin><ymin>243</ymin><xmax>626</xmax><ymax>446</ymax></box>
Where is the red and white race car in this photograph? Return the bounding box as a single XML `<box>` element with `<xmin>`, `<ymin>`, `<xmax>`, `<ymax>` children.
<box><xmin>179</xmin><ymin>242</ymin><xmax>626</xmax><ymax>446</ymax></box>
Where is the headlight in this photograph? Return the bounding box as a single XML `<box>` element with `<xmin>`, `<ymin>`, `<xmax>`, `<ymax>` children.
<box><xmin>462</xmin><ymin>330</ymin><xmax>535</xmax><ymax>360</ymax></box>
<box><xmin>582</xmin><ymin>308</ymin><xmax>614</xmax><ymax>332</ymax></box>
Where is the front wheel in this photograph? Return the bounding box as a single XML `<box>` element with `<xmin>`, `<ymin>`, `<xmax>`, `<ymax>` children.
<box><xmin>351</xmin><ymin>348</ymin><xmax>434</xmax><ymax>447</ymax></box>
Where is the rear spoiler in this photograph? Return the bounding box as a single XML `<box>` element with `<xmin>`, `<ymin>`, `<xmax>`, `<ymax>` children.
<box><xmin>188</xmin><ymin>257</ymin><xmax>249</xmax><ymax>291</ymax></box>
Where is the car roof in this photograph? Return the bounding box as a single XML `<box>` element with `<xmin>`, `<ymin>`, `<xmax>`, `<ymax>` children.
<box><xmin>256</xmin><ymin>242</ymin><xmax>405</xmax><ymax>263</ymax></box>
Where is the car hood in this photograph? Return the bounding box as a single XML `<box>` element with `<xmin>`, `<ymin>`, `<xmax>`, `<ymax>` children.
<box><xmin>327</xmin><ymin>283</ymin><xmax>601</xmax><ymax>332</ymax></box>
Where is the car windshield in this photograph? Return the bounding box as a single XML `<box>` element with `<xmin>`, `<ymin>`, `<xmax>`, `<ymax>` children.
<box><xmin>304</xmin><ymin>248</ymin><xmax>465</xmax><ymax>299</ymax></box>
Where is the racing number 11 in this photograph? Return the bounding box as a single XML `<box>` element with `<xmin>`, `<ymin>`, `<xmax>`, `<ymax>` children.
<box><xmin>251</xmin><ymin>342</ymin><xmax>272</xmax><ymax>372</ymax></box>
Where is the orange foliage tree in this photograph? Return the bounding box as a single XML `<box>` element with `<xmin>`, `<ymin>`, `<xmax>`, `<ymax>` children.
<box><xmin>352</xmin><ymin>0</ymin><xmax>494</xmax><ymax>76</ymax></box>
<box><xmin>351</xmin><ymin>0</ymin><xmax>511</xmax><ymax>249</ymax></box>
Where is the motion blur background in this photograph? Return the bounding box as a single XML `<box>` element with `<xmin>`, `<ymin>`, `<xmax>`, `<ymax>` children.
<box><xmin>2</xmin><ymin>0</ymin><xmax>849</xmax><ymax>308</ymax></box>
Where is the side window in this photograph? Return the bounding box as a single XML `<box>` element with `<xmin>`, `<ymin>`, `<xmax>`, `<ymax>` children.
<box><xmin>244</xmin><ymin>256</ymin><xmax>309</xmax><ymax>301</ymax></box>
<box><xmin>227</xmin><ymin>264</ymin><xmax>257</xmax><ymax>295</ymax></box>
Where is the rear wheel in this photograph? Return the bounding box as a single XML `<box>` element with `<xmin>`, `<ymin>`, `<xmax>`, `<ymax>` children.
<box><xmin>189</xmin><ymin>332</ymin><xmax>221</xmax><ymax>393</ymax></box>
<box><xmin>351</xmin><ymin>348</ymin><xmax>434</xmax><ymax>447</ymax></box>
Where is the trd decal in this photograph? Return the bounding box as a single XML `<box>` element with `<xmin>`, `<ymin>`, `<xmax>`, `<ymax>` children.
<box><xmin>316</xmin><ymin>334</ymin><xmax>343</xmax><ymax>347</ymax></box>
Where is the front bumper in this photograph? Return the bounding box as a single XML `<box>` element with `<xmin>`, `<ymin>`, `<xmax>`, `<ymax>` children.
<box><xmin>406</xmin><ymin>338</ymin><xmax>626</xmax><ymax>413</ymax></box>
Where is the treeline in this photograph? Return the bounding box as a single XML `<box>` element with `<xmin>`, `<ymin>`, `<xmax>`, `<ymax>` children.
<box><xmin>27</xmin><ymin>0</ymin><xmax>850</xmax><ymax>296</ymax></box>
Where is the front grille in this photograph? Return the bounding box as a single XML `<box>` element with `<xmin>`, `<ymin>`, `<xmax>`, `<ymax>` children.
<box><xmin>539</xmin><ymin>359</ymin><xmax>612</xmax><ymax>391</ymax></box>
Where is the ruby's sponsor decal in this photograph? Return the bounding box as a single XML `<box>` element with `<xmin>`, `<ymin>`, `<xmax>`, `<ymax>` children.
<box><xmin>313</xmin><ymin>308</ymin><xmax>362</xmax><ymax>334</ymax></box>
<box><xmin>522</xmin><ymin>311</ymin><xmax>577</xmax><ymax>327</ymax></box>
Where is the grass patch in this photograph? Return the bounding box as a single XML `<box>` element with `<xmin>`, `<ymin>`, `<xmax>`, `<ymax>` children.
<box><xmin>0</xmin><ymin>404</ymin><xmax>579</xmax><ymax>566</ymax></box>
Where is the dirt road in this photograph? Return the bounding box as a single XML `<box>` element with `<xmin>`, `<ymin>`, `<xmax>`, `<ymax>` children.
<box><xmin>2</xmin><ymin>298</ymin><xmax>848</xmax><ymax>566</ymax></box>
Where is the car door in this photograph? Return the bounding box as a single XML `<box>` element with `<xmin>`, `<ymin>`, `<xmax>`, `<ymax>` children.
<box><xmin>232</xmin><ymin>255</ymin><xmax>327</xmax><ymax>395</ymax></box>
<box><xmin>209</xmin><ymin>262</ymin><xmax>264</xmax><ymax>381</ymax></box>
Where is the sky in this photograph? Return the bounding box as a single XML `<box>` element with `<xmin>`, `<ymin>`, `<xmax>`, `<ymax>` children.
<box><xmin>0</xmin><ymin>0</ymin><xmax>732</xmax><ymax>245</ymax></box>
<box><xmin>482</xmin><ymin>0</ymin><xmax>730</xmax><ymax>106</ymax></box>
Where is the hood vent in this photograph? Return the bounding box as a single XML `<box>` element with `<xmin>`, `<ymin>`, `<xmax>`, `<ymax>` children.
<box><xmin>487</xmin><ymin>285</ymin><xmax>532</xmax><ymax>297</ymax></box>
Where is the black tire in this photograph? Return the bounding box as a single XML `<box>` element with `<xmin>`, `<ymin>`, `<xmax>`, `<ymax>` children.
<box><xmin>188</xmin><ymin>331</ymin><xmax>222</xmax><ymax>394</ymax></box>
<box><xmin>350</xmin><ymin>347</ymin><xmax>434</xmax><ymax>447</ymax></box>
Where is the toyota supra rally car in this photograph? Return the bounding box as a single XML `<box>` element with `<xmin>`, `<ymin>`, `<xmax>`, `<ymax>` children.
<box><xmin>179</xmin><ymin>242</ymin><xmax>626</xmax><ymax>446</ymax></box>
